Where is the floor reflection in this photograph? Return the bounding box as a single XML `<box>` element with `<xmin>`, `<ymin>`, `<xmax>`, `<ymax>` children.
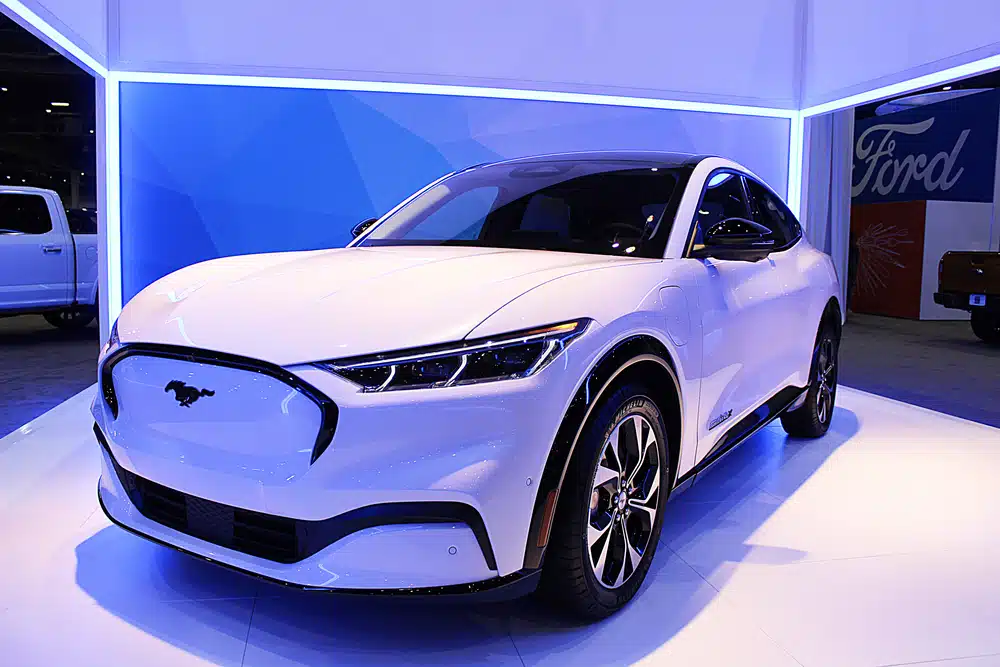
<box><xmin>70</xmin><ymin>408</ymin><xmax>859</xmax><ymax>666</ymax></box>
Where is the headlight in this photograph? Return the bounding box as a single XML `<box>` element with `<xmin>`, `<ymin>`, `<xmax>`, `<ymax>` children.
<box><xmin>316</xmin><ymin>319</ymin><xmax>589</xmax><ymax>392</ymax></box>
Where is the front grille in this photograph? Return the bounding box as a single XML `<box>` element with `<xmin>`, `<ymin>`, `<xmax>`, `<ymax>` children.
<box><xmin>110</xmin><ymin>457</ymin><xmax>300</xmax><ymax>563</ymax></box>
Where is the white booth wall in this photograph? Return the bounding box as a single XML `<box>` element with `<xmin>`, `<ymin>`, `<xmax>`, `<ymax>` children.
<box><xmin>804</xmin><ymin>0</ymin><xmax>1000</xmax><ymax>108</ymax></box>
<box><xmin>113</xmin><ymin>0</ymin><xmax>803</xmax><ymax>109</ymax></box>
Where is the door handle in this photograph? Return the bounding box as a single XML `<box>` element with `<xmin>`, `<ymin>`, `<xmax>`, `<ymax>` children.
<box><xmin>41</xmin><ymin>244</ymin><xmax>63</xmax><ymax>254</ymax></box>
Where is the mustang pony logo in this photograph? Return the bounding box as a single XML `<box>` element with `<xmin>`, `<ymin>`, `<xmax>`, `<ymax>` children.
<box><xmin>164</xmin><ymin>380</ymin><xmax>215</xmax><ymax>407</ymax></box>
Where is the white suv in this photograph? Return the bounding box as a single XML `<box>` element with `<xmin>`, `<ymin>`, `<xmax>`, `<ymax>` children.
<box><xmin>94</xmin><ymin>152</ymin><xmax>841</xmax><ymax>618</ymax></box>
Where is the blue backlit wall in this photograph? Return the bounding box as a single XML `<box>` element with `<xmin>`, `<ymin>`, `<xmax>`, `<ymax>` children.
<box><xmin>120</xmin><ymin>82</ymin><xmax>791</xmax><ymax>302</ymax></box>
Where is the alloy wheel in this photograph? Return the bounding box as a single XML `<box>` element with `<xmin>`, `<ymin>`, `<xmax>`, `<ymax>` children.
<box><xmin>815</xmin><ymin>337</ymin><xmax>836</xmax><ymax>425</ymax></box>
<box><xmin>587</xmin><ymin>413</ymin><xmax>661</xmax><ymax>589</ymax></box>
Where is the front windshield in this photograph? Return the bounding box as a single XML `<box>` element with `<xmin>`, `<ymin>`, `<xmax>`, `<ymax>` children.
<box><xmin>357</xmin><ymin>160</ymin><xmax>688</xmax><ymax>259</ymax></box>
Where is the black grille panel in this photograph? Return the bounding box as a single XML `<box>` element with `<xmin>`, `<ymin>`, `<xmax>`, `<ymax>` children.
<box><xmin>111</xmin><ymin>459</ymin><xmax>300</xmax><ymax>563</ymax></box>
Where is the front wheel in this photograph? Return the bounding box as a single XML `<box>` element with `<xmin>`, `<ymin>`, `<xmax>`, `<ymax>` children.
<box><xmin>540</xmin><ymin>383</ymin><xmax>671</xmax><ymax>619</ymax></box>
<box><xmin>971</xmin><ymin>311</ymin><xmax>1000</xmax><ymax>345</ymax></box>
<box><xmin>43</xmin><ymin>307</ymin><xmax>96</xmax><ymax>330</ymax></box>
<box><xmin>781</xmin><ymin>325</ymin><xmax>839</xmax><ymax>438</ymax></box>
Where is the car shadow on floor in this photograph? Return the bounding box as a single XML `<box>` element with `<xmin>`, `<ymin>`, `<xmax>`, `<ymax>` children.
<box><xmin>73</xmin><ymin>408</ymin><xmax>860</xmax><ymax>666</ymax></box>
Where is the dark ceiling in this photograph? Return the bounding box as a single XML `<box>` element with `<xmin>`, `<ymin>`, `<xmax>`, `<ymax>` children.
<box><xmin>0</xmin><ymin>12</ymin><xmax>96</xmax><ymax>206</ymax></box>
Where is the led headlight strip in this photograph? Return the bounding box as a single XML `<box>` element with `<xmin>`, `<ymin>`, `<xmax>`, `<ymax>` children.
<box><xmin>316</xmin><ymin>320</ymin><xmax>590</xmax><ymax>392</ymax></box>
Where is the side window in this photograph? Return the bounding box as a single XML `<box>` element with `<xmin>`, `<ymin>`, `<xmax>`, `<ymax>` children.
<box><xmin>745</xmin><ymin>179</ymin><xmax>800</xmax><ymax>247</ymax></box>
<box><xmin>67</xmin><ymin>209</ymin><xmax>97</xmax><ymax>235</ymax></box>
<box><xmin>689</xmin><ymin>172</ymin><xmax>750</xmax><ymax>251</ymax></box>
<box><xmin>0</xmin><ymin>193</ymin><xmax>53</xmax><ymax>235</ymax></box>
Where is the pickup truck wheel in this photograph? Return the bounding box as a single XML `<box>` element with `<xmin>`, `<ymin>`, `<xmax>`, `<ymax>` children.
<box><xmin>971</xmin><ymin>311</ymin><xmax>1000</xmax><ymax>345</ymax></box>
<box><xmin>43</xmin><ymin>308</ymin><xmax>96</xmax><ymax>331</ymax></box>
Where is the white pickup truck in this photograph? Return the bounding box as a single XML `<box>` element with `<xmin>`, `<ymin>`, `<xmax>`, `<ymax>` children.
<box><xmin>0</xmin><ymin>186</ymin><xmax>98</xmax><ymax>329</ymax></box>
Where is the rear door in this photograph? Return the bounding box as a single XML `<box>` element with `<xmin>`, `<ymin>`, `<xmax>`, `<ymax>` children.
<box><xmin>687</xmin><ymin>171</ymin><xmax>790</xmax><ymax>462</ymax></box>
<box><xmin>0</xmin><ymin>191</ymin><xmax>72</xmax><ymax>310</ymax></box>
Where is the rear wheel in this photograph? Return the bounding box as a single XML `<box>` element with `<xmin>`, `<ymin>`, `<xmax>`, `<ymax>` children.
<box><xmin>971</xmin><ymin>311</ymin><xmax>1000</xmax><ymax>345</ymax></box>
<box><xmin>43</xmin><ymin>307</ymin><xmax>95</xmax><ymax>330</ymax></box>
<box><xmin>540</xmin><ymin>382</ymin><xmax>670</xmax><ymax>619</ymax></box>
<box><xmin>781</xmin><ymin>324</ymin><xmax>838</xmax><ymax>438</ymax></box>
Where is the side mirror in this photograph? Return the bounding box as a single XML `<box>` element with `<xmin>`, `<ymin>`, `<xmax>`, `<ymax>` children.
<box><xmin>352</xmin><ymin>217</ymin><xmax>378</xmax><ymax>238</ymax></box>
<box><xmin>695</xmin><ymin>218</ymin><xmax>775</xmax><ymax>261</ymax></box>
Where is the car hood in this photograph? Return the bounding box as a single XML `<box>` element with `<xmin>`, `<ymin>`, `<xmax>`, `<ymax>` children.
<box><xmin>119</xmin><ymin>246</ymin><xmax>655</xmax><ymax>365</ymax></box>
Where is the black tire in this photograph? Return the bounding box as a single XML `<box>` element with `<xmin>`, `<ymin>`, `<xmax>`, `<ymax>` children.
<box><xmin>971</xmin><ymin>311</ymin><xmax>1000</xmax><ymax>345</ymax></box>
<box><xmin>43</xmin><ymin>308</ymin><xmax>96</xmax><ymax>330</ymax></box>
<box><xmin>540</xmin><ymin>382</ymin><xmax>671</xmax><ymax>620</ymax></box>
<box><xmin>781</xmin><ymin>323</ymin><xmax>839</xmax><ymax>438</ymax></box>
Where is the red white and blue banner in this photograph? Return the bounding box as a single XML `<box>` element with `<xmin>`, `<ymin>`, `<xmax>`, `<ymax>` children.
<box><xmin>852</xmin><ymin>90</ymin><xmax>1000</xmax><ymax>205</ymax></box>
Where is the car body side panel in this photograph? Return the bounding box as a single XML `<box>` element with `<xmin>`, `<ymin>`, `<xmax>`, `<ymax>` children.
<box><xmin>662</xmin><ymin>160</ymin><xmax>840</xmax><ymax>467</ymax></box>
<box><xmin>769</xmin><ymin>240</ymin><xmax>840</xmax><ymax>387</ymax></box>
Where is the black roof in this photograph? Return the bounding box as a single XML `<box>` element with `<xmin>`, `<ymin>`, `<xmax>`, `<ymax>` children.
<box><xmin>489</xmin><ymin>151</ymin><xmax>708</xmax><ymax>168</ymax></box>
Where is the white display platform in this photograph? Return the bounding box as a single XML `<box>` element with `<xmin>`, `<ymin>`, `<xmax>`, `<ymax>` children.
<box><xmin>2</xmin><ymin>386</ymin><xmax>1000</xmax><ymax>667</ymax></box>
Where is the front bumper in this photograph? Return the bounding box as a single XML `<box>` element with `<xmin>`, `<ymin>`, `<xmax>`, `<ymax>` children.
<box><xmin>97</xmin><ymin>430</ymin><xmax>540</xmax><ymax>599</ymax></box>
<box><xmin>93</xmin><ymin>338</ymin><xmax>587</xmax><ymax>590</ymax></box>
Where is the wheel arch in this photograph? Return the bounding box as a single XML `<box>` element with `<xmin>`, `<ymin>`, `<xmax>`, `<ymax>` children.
<box><xmin>522</xmin><ymin>334</ymin><xmax>682</xmax><ymax>570</ymax></box>
<box><xmin>822</xmin><ymin>296</ymin><xmax>843</xmax><ymax>340</ymax></box>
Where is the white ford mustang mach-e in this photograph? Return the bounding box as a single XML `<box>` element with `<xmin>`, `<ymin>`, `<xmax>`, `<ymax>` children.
<box><xmin>94</xmin><ymin>152</ymin><xmax>841</xmax><ymax>618</ymax></box>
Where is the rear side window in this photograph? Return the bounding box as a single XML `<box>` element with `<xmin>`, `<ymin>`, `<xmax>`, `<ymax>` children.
<box><xmin>745</xmin><ymin>179</ymin><xmax>800</xmax><ymax>247</ymax></box>
<box><xmin>67</xmin><ymin>209</ymin><xmax>97</xmax><ymax>235</ymax></box>
<box><xmin>0</xmin><ymin>193</ymin><xmax>53</xmax><ymax>235</ymax></box>
<box><xmin>689</xmin><ymin>172</ymin><xmax>750</xmax><ymax>251</ymax></box>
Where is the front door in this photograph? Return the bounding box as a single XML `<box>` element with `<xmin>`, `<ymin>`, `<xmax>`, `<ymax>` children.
<box><xmin>0</xmin><ymin>191</ymin><xmax>71</xmax><ymax>310</ymax></box>
<box><xmin>685</xmin><ymin>172</ymin><xmax>790</xmax><ymax>464</ymax></box>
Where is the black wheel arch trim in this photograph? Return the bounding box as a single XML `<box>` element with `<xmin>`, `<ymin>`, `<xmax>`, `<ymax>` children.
<box><xmin>522</xmin><ymin>335</ymin><xmax>682</xmax><ymax>570</ymax></box>
<box><xmin>823</xmin><ymin>296</ymin><xmax>843</xmax><ymax>338</ymax></box>
<box><xmin>99</xmin><ymin>342</ymin><xmax>339</xmax><ymax>464</ymax></box>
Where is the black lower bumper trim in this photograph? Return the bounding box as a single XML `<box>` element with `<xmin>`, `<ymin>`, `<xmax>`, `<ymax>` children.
<box><xmin>97</xmin><ymin>486</ymin><xmax>538</xmax><ymax>601</ymax></box>
<box><xmin>94</xmin><ymin>422</ymin><xmax>498</xmax><ymax>570</ymax></box>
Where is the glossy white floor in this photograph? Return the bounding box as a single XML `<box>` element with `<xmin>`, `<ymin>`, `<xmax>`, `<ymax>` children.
<box><xmin>2</xmin><ymin>386</ymin><xmax>1000</xmax><ymax>667</ymax></box>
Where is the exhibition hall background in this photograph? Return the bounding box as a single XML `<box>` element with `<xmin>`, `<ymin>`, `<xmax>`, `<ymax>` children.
<box><xmin>6</xmin><ymin>0</ymin><xmax>1000</xmax><ymax>332</ymax></box>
